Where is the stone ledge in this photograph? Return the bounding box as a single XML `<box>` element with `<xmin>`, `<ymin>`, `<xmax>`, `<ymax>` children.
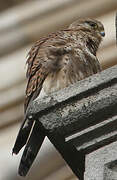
<box><xmin>27</xmin><ymin>65</ymin><xmax>117</xmax><ymax>135</ymax></box>
<box><xmin>23</xmin><ymin>65</ymin><xmax>117</xmax><ymax>180</ymax></box>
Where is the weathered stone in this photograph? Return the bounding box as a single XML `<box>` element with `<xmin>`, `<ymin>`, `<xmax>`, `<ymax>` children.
<box><xmin>26</xmin><ymin>65</ymin><xmax>117</xmax><ymax>180</ymax></box>
<box><xmin>27</xmin><ymin>65</ymin><xmax>117</xmax><ymax>135</ymax></box>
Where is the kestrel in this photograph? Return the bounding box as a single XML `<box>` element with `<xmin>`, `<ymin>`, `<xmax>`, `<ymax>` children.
<box><xmin>13</xmin><ymin>18</ymin><xmax>105</xmax><ymax>176</ymax></box>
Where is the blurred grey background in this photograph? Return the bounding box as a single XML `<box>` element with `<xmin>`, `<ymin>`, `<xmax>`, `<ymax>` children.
<box><xmin>0</xmin><ymin>0</ymin><xmax>117</xmax><ymax>180</ymax></box>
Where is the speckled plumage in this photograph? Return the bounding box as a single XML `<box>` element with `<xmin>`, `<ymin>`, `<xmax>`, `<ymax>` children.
<box><xmin>13</xmin><ymin>18</ymin><xmax>105</xmax><ymax>176</ymax></box>
<box><xmin>25</xmin><ymin>18</ymin><xmax>104</xmax><ymax>111</ymax></box>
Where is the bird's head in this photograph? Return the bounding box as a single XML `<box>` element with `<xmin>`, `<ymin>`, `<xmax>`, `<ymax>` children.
<box><xmin>69</xmin><ymin>18</ymin><xmax>105</xmax><ymax>38</ymax></box>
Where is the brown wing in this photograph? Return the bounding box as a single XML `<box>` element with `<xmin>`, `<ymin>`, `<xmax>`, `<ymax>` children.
<box><xmin>25</xmin><ymin>34</ymin><xmax>65</xmax><ymax>111</ymax></box>
<box><xmin>24</xmin><ymin>31</ymin><xmax>70</xmax><ymax>111</ymax></box>
<box><xmin>24</xmin><ymin>36</ymin><xmax>51</xmax><ymax>111</ymax></box>
<box><xmin>12</xmin><ymin>40</ymin><xmax>48</xmax><ymax>155</ymax></box>
<box><xmin>26</xmin><ymin>32</ymin><xmax>60</xmax><ymax>79</ymax></box>
<box><xmin>12</xmin><ymin>64</ymin><xmax>47</xmax><ymax>155</ymax></box>
<box><xmin>24</xmin><ymin>66</ymin><xmax>48</xmax><ymax>111</ymax></box>
<box><xmin>26</xmin><ymin>37</ymin><xmax>48</xmax><ymax>79</ymax></box>
<box><xmin>12</xmin><ymin>32</ymin><xmax>68</xmax><ymax>155</ymax></box>
<box><xmin>13</xmin><ymin>37</ymin><xmax>51</xmax><ymax>153</ymax></box>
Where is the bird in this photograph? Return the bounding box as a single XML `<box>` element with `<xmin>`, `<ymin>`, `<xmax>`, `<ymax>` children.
<box><xmin>12</xmin><ymin>18</ymin><xmax>105</xmax><ymax>176</ymax></box>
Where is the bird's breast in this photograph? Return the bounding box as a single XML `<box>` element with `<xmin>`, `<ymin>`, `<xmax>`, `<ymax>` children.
<box><xmin>41</xmin><ymin>68</ymin><xmax>86</xmax><ymax>96</ymax></box>
<box><xmin>42</xmin><ymin>71</ymin><xmax>68</xmax><ymax>94</ymax></box>
<box><xmin>39</xmin><ymin>45</ymin><xmax>100</xmax><ymax>98</ymax></box>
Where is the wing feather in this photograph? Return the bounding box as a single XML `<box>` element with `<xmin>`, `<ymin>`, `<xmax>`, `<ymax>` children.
<box><xmin>12</xmin><ymin>38</ymin><xmax>49</xmax><ymax>155</ymax></box>
<box><xmin>12</xmin><ymin>34</ymin><xmax>61</xmax><ymax>155</ymax></box>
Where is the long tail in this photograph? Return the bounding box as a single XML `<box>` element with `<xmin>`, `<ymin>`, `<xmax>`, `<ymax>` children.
<box><xmin>12</xmin><ymin>116</ymin><xmax>34</xmax><ymax>155</ymax></box>
<box><xmin>12</xmin><ymin>117</ymin><xmax>45</xmax><ymax>176</ymax></box>
<box><xmin>18</xmin><ymin>120</ymin><xmax>45</xmax><ymax>176</ymax></box>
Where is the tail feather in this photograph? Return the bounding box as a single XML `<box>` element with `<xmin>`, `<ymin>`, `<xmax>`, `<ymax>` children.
<box><xmin>12</xmin><ymin>117</ymin><xmax>34</xmax><ymax>155</ymax></box>
<box><xmin>18</xmin><ymin>121</ymin><xmax>45</xmax><ymax>176</ymax></box>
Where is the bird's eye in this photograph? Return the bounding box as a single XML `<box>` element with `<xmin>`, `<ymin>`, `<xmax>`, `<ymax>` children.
<box><xmin>85</xmin><ymin>21</ymin><xmax>97</xmax><ymax>28</ymax></box>
<box><xmin>90</xmin><ymin>23</ymin><xmax>97</xmax><ymax>28</ymax></box>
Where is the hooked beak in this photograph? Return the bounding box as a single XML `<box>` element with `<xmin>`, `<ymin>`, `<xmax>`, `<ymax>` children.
<box><xmin>100</xmin><ymin>31</ymin><xmax>105</xmax><ymax>37</ymax></box>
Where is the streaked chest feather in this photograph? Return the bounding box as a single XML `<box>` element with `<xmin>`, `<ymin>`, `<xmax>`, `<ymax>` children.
<box><xmin>42</xmin><ymin>68</ymin><xmax>86</xmax><ymax>95</ymax></box>
<box><xmin>40</xmin><ymin>47</ymin><xmax>100</xmax><ymax>97</ymax></box>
